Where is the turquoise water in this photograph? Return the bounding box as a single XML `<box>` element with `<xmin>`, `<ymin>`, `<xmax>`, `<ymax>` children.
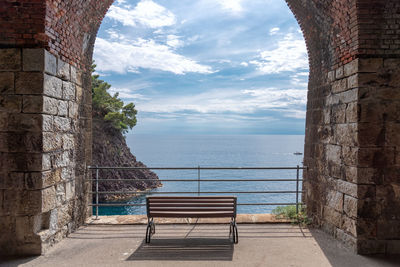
<box><xmin>95</xmin><ymin>134</ymin><xmax>304</xmax><ymax>215</ymax></box>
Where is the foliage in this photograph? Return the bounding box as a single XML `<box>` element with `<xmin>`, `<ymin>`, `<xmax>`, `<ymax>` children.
<box><xmin>91</xmin><ymin>64</ymin><xmax>137</xmax><ymax>134</ymax></box>
<box><xmin>272</xmin><ymin>205</ymin><xmax>311</xmax><ymax>226</ymax></box>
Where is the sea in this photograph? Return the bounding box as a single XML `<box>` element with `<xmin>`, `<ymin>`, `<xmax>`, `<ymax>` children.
<box><xmin>95</xmin><ymin>134</ymin><xmax>305</xmax><ymax>215</ymax></box>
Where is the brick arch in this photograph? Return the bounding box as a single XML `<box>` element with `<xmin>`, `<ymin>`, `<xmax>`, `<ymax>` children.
<box><xmin>0</xmin><ymin>0</ymin><xmax>399</xmax><ymax>256</ymax></box>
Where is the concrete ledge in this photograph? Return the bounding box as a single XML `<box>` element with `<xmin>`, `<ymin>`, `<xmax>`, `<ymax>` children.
<box><xmin>86</xmin><ymin>214</ymin><xmax>290</xmax><ymax>225</ymax></box>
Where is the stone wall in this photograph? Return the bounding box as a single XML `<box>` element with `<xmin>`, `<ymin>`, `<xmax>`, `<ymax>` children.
<box><xmin>0</xmin><ymin>0</ymin><xmax>399</xmax><ymax>256</ymax></box>
<box><xmin>0</xmin><ymin>48</ymin><xmax>92</xmax><ymax>254</ymax></box>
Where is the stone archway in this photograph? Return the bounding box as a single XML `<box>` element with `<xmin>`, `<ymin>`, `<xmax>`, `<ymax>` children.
<box><xmin>0</xmin><ymin>0</ymin><xmax>399</xmax><ymax>255</ymax></box>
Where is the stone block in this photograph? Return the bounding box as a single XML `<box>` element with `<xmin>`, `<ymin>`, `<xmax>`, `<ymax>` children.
<box><xmin>331</xmin><ymin>104</ymin><xmax>346</xmax><ymax>123</ymax></box>
<box><xmin>335</xmin><ymin>228</ymin><xmax>357</xmax><ymax>252</ymax></box>
<box><xmin>332</xmin><ymin>78</ymin><xmax>347</xmax><ymax>93</ymax></box>
<box><xmin>0</xmin><ymin>72</ymin><xmax>15</xmax><ymax>94</ymax></box>
<box><xmin>57</xmin><ymin>59</ymin><xmax>70</xmax><ymax>80</ymax></box>
<box><xmin>44</xmin><ymin>50</ymin><xmax>57</xmax><ymax>75</ymax></box>
<box><xmin>335</xmin><ymin>66</ymin><xmax>344</xmax><ymax>79</ymax></box>
<box><xmin>62</xmin><ymin>134</ymin><xmax>74</xmax><ymax>150</ymax></box>
<box><xmin>15</xmin><ymin>72</ymin><xmax>44</xmax><ymax>94</ymax></box>
<box><xmin>56</xmin><ymin>182</ymin><xmax>66</xmax><ymax>206</ymax></box>
<box><xmin>343</xmin><ymin>195</ymin><xmax>357</xmax><ymax>218</ymax></box>
<box><xmin>345</xmin><ymin>102</ymin><xmax>358</xmax><ymax>123</ymax></box>
<box><xmin>344</xmin><ymin>59</ymin><xmax>358</xmax><ymax>77</ymax></box>
<box><xmin>23</xmin><ymin>95</ymin><xmax>43</xmax><ymax>113</ymax></box>
<box><xmin>337</xmin><ymin>88</ymin><xmax>358</xmax><ymax>104</ymax></box>
<box><xmin>43</xmin><ymin>74</ymin><xmax>62</xmax><ymax>98</ymax></box>
<box><xmin>323</xmin><ymin>206</ymin><xmax>341</xmax><ymax>227</ymax></box>
<box><xmin>8</xmin><ymin>113</ymin><xmax>43</xmax><ymax>132</ymax></box>
<box><xmin>57</xmin><ymin>100</ymin><xmax>68</xmax><ymax>117</ymax></box>
<box><xmin>335</xmin><ymin>123</ymin><xmax>358</xmax><ymax>147</ymax></box>
<box><xmin>62</xmin><ymin>81</ymin><xmax>75</xmax><ymax>100</ymax></box>
<box><xmin>347</xmin><ymin>74</ymin><xmax>358</xmax><ymax>89</ymax></box>
<box><xmin>68</xmin><ymin>101</ymin><xmax>78</xmax><ymax>119</ymax></box>
<box><xmin>65</xmin><ymin>181</ymin><xmax>75</xmax><ymax>200</ymax></box>
<box><xmin>42</xmin><ymin>153</ymin><xmax>51</xmax><ymax>171</ymax></box>
<box><xmin>325</xmin><ymin>144</ymin><xmax>341</xmax><ymax>164</ymax></box>
<box><xmin>70</xmin><ymin>66</ymin><xmax>77</xmax><ymax>84</ymax></box>
<box><xmin>53</xmin><ymin>116</ymin><xmax>71</xmax><ymax>132</ymax></box>
<box><xmin>337</xmin><ymin>180</ymin><xmax>357</xmax><ymax>198</ymax></box>
<box><xmin>61</xmin><ymin>167</ymin><xmax>74</xmax><ymax>181</ymax></box>
<box><xmin>23</xmin><ymin>49</ymin><xmax>44</xmax><ymax>71</ymax></box>
<box><xmin>43</xmin><ymin>132</ymin><xmax>62</xmax><ymax>152</ymax></box>
<box><xmin>386</xmin><ymin>240</ymin><xmax>400</xmax><ymax>254</ymax></box>
<box><xmin>25</xmin><ymin>170</ymin><xmax>61</xmax><ymax>190</ymax></box>
<box><xmin>0</xmin><ymin>112</ymin><xmax>8</xmax><ymax>131</ymax></box>
<box><xmin>75</xmin><ymin>85</ymin><xmax>83</xmax><ymax>102</ymax></box>
<box><xmin>0</xmin><ymin>95</ymin><xmax>22</xmax><ymax>112</ymax></box>
<box><xmin>341</xmin><ymin>216</ymin><xmax>356</xmax><ymax>236</ymax></box>
<box><xmin>386</xmin><ymin>123</ymin><xmax>400</xmax><ymax>147</ymax></box>
<box><xmin>358</xmin><ymin>58</ymin><xmax>383</xmax><ymax>73</ymax></box>
<box><xmin>357</xmin><ymin>168</ymin><xmax>378</xmax><ymax>184</ymax></box>
<box><xmin>377</xmin><ymin>220</ymin><xmax>400</xmax><ymax>240</ymax></box>
<box><xmin>0</xmin><ymin>49</ymin><xmax>21</xmax><ymax>71</ymax></box>
<box><xmin>42</xmin><ymin>115</ymin><xmax>53</xmax><ymax>132</ymax></box>
<box><xmin>326</xmin><ymin>190</ymin><xmax>343</xmax><ymax>212</ymax></box>
<box><xmin>40</xmin><ymin>186</ymin><xmax>57</xmax><ymax>213</ymax></box>
<box><xmin>358</xmin><ymin>122</ymin><xmax>383</xmax><ymax>146</ymax></box>
<box><xmin>327</xmin><ymin>70</ymin><xmax>335</xmax><ymax>82</ymax></box>
<box><xmin>42</xmin><ymin>96</ymin><xmax>58</xmax><ymax>115</ymax></box>
<box><xmin>342</xmin><ymin>146</ymin><xmax>358</xmax><ymax>166</ymax></box>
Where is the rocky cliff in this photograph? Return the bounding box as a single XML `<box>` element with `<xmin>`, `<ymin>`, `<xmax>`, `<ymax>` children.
<box><xmin>91</xmin><ymin>115</ymin><xmax>161</xmax><ymax>202</ymax></box>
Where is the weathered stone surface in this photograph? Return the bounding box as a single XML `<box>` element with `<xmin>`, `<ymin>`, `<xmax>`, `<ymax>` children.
<box><xmin>41</xmin><ymin>186</ymin><xmax>57</xmax><ymax>212</ymax></box>
<box><xmin>323</xmin><ymin>206</ymin><xmax>341</xmax><ymax>227</ymax></box>
<box><xmin>44</xmin><ymin>74</ymin><xmax>62</xmax><ymax>98</ymax></box>
<box><xmin>23</xmin><ymin>49</ymin><xmax>44</xmax><ymax>71</ymax></box>
<box><xmin>25</xmin><ymin>170</ymin><xmax>61</xmax><ymax>190</ymax></box>
<box><xmin>62</xmin><ymin>134</ymin><xmax>74</xmax><ymax>150</ymax></box>
<box><xmin>0</xmin><ymin>72</ymin><xmax>15</xmax><ymax>94</ymax></box>
<box><xmin>56</xmin><ymin>182</ymin><xmax>66</xmax><ymax>206</ymax></box>
<box><xmin>0</xmin><ymin>95</ymin><xmax>22</xmax><ymax>112</ymax></box>
<box><xmin>43</xmin><ymin>132</ymin><xmax>62</xmax><ymax>152</ymax></box>
<box><xmin>326</xmin><ymin>190</ymin><xmax>343</xmax><ymax>212</ymax></box>
<box><xmin>23</xmin><ymin>95</ymin><xmax>43</xmax><ymax>113</ymax></box>
<box><xmin>70</xmin><ymin>66</ymin><xmax>77</xmax><ymax>84</ymax></box>
<box><xmin>335</xmin><ymin>66</ymin><xmax>344</xmax><ymax>79</ymax></box>
<box><xmin>335</xmin><ymin>228</ymin><xmax>357</xmax><ymax>252</ymax></box>
<box><xmin>344</xmin><ymin>59</ymin><xmax>358</xmax><ymax>77</ymax></box>
<box><xmin>341</xmin><ymin>216</ymin><xmax>356</xmax><ymax>236</ymax></box>
<box><xmin>331</xmin><ymin>104</ymin><xmax>346</xmax><ymax>123</ymax></box>
<box><xmin>8</xmin><ymin>113</ymin><xmax>43</xmax><ymax>132</ymax></box>
<box><xmin>345</xmin><ymin>102</ymin><xmax>358</xmax><ymax>123</ymax></box>
<box><xmin>57</xmin><ymin>100</ymin><xmax>68</xmax><ymax>117</ymax></box>
<box><xmin>358</xmin><ymin>58</ymin><xmax>383</xmax><ymax>73</ymax></box>
<box><xmin>337</xmin><ymin>180</ymin><xmax>357</xmax><ymax>198</ymax></box>
<box><xmin>342</xmin><ymin>146</ymin><xmax>358</xmax><ymax>166</ymax></box>
<box><xmin>75</xmin><ymin>85</ymin><xmax>83</xmax><ymax>102</ymax></box>
<box><xmin>332</xmin><ymin>79</ymin><xmax>347</xmax><ymax>93</ymax></box>
<box><xmin>57</xmin><ymin>60</ymin><xmax>70</xmax><ymax>80</ymax></box>
<box><xmin>42</xmin><ymin>115</ymin><xmax>53</xmax><ymax>132</ymax></box>
<box><xmin>62</xmin><ymin>81</ymin><xmax>75</xmax><ymax>100</ymax></box>
<box><xmin>0</xmin><ymin>49</ymin><xmax>21</xmax><ymax>71</ymax></box>
<box><xmin>68</xmin><ymin>101</ymin><xmax>78</xmax><ymax>119</ymax></box>
<box><xmin>344</xmin><ymin>195</ymin><xmax>357</xmax><ymax>218</ymax></box>
<box><xmin>65</xmin><ymin>181</ymin><xmax>75</xmax><ymax>200</ymax></box>
<box><xmin>326</xmin><ymin>144</ymin><xmax>341</xmax><ymax>164</ymax></box>
<box><xmin>347</xmin><ymin>74</ymin><xmax>358</xmax><ymax>89</ymax></box>
<box><xmin>43</xmin><ymin>96</ymin><xmax>58</xmax><ymax>115</ymax></box>
<box><xmin>386</xmin><ymin>241</ymin><xmax>400</xmax><ymax>254</ymax></box>
<box><xmin>15</xmin><ymin>72</ymin><xmax>44</xmax><ymax>95</ymax></box>
<box><xmin>53</xmin><ymin>116</ymin><xmax>71</xmax><ymax>132</ymax></box>
<box><xmin>45</xmin><ymin>50</ymin><xmax>57</xmax><ymax>75</ymax></box>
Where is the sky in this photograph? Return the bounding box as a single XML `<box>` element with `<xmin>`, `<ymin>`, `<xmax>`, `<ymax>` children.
<box><xmin>93</xmin><ymin>0</ymin><xmax>309</xmax><ymax>135</ymax></box>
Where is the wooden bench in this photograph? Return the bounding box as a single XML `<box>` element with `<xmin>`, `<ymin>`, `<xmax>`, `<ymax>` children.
<box><xmin>145</xmin><ymin>196</ymin><xmax>238</xmax><ymax>244</ymax></box>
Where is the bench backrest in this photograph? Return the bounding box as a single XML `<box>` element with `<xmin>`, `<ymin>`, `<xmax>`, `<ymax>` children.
<box><xmin>146</xmin><ymin>196</ymin><xmax>237</xmax><ymax>218</ymax></box>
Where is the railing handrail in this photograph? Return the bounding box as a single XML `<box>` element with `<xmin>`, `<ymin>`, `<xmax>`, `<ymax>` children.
<box><xmin>88</xmin><ymin>165</ymin><xmax>305</xmax><ymax>219</ymax></box>
<box><xmin>87</xmin><ymin>166</ymin><xmax>307</xmax><ymax>170</ymax></box>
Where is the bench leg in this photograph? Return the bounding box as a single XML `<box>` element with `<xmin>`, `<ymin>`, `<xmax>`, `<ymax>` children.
<box><xmin>146</xmin><ymin>218</ymin><xmax>154</xmax><ymax>243</ymax></box>
<box><xmin>230</xmin><ymin>218</ymin><xmax>238</xmax><ymax>244</ymax></box>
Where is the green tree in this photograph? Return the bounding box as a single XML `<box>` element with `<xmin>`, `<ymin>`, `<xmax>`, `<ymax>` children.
<box><xmin>91</xmin><ymin>64</ymin><xmax>137</xmax><ymax>134</ymax></box>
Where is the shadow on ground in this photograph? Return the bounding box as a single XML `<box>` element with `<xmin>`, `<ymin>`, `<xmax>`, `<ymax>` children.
<box><xmin>127</xmin><ymin>238</ymin><xmax>234</xmax><ymax>261</ymax></box>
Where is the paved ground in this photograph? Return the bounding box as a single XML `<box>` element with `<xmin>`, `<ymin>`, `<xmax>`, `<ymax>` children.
<box><xmin>1</xmin><ymin>224</ymin><xmax>400</xmax><ymax>267</ymax></box>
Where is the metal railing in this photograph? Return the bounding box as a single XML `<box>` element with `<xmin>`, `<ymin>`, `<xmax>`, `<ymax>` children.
<box><xmin>87</xmin><ymin>165</ymin><xmax>306</xmax><ymax>219</ymax></box>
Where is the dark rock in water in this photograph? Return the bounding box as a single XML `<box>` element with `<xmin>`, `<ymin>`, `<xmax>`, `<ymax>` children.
<box><xmin>92</xmin><ymin>115</ymin><xmax>161</xmax><ymax>202</ymax></box>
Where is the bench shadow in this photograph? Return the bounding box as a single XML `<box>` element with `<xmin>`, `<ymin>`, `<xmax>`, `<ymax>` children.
<box><xmin>127</xmin><ymin>238</ymin><xmax>234</xmax><ymax>261</ymax></box>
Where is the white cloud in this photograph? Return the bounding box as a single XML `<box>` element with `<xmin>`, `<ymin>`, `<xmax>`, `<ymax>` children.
<box><xmin>216</xmin><ymin>0</ymin><xmax>243</xmax><ymax>14</ymax></box>
<box><xmin>269</xmin><ymin>27</ymin><xmax>280</xmax><ymax>35</ymax></box>
<box><xmin>109</xmin><ymin>87</ymin><xmax>147</xmax><ymax>100</ymax></box>
<box><xmin>250</xmin><ymin>33</ymin><xmax>308</xmax><ymax>74</ymax></box>
<box><xmin>166</xmin><ymin>35</ymin><xmax>184</xmax><ymax>48</ymax></box>
<box><xmin>135</xmin><ymin>87</ymin><xmax>306</xmax><ymax>119</ymax></box>
<box><xmin>106</xmin><ymin>0</ymin><xmax>176</xmax><ymax>28</ymax></box>
<box><xmin>94</xmin><ymin>37</ymin><xmax>214</xmax><ymax>75</ymax></box>
<box><xmin>240</xmin><ymin>62</ymin><xmax>248</xmax><ymax>67</ymax></box>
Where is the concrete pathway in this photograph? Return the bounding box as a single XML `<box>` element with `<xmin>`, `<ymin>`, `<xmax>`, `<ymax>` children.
<box><xmin>1</xmin><ymin>224</ymin><xmax>400</xmax><ymax>267</ymax></box>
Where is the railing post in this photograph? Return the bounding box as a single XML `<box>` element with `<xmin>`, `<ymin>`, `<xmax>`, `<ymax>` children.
<box><xmin>198</xmin><ymin>165</ymin><xmax>200</xmax><ymax>196</ymax></box>
<box><xmin>96</xmin><ymin>166</ymin><xmax>99</xmax><ymax>219</ymax></box>
<box><xmin>296</xmin><ymin>164</ymin><xmax>299</xmax><ymax>214</ymax></box>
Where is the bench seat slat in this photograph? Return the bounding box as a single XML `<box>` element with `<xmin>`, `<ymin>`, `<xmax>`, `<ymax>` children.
<box><xmin>149</xmin><ymin>212</ymin><xmax>235</xmax><ymax>218</ymax></box>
